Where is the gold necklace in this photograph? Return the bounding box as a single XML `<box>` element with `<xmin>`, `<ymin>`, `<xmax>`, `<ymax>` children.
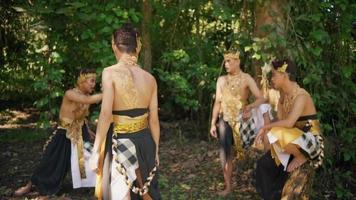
<box><xmin>226</xmin><ymin>72</ymin><xmax>243</xmax><ymax>96</ymax></box>
<box><xmin>119</xmin><ymin>54</ymin><xmax>138</xmax><ymax>66</ymax></box>
<box><xmin>282</xmin><ymin>83</ymin><xmax>300</xmax><ymax>117</ymax></box>
<box><xmin>74</xmin><ymin>87</ymin><xmax>88</xmax><ymax>96</ymax></box>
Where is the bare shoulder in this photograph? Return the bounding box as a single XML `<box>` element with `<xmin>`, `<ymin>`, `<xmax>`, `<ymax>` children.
<box><xmin>64</xmin><ymin>88</ymin><xmax>75</xmax><ymax>97</ymax></box>
<box><xmin>297</xmin><ymin>88</ymin><xmax>311</xmax><ymax>100</ymax></box>
<box><xmin>102</xmin><ymin>66</ymin><xmax>116</xmax><ymax>79</ymax></box>
<box><xmin>103</xmin><ymin>65</ymin><xmax>115</xmax><ymax>73</ymax></box>
<box><xmin>140</xmin><ymin>68</ymin><xmax>157</xmax><ymax>84</ymax></box>
<box><xmin>242</xmin><ymin>72</ymin><xmax>254</xmax><ymax>81</ymax></box>
<box><xmin>294</xmin><ymin>92</ymin><xmax>309</xmax><ymax>105</ymax></box>
<box><xmin>217</xmin><ymin>75</ymin><xmax>227</xmax><ymax>83</ymax></box>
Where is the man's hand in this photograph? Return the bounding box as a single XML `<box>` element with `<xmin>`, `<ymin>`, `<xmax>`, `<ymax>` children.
<box><xmin>155</xmin><ymin>151</ymin><xmax>160</xmax><ymax>166</ymax></box>
<box><xmin>210</xmin><ymin>124</ymin><xmax>218</xmax><ymax>138</ymax></box>
<box><xmin>88</xmin><ymin>130</ymin><xmax>96</xmax><ymax>141</ymax></box>
<box><xmin>242</xmin><ymin>105</ymin><xmax>253</xmax><ymax>120</ymax></box>
<box><xmin>254</xmin><ymin>127</ymin><xmax>267</xmax><ymax>146</ymax></box>
<box><xmin>89</xmin><ymin>152</ymin><xmax>99</xmax><ymax>172</ymax></box>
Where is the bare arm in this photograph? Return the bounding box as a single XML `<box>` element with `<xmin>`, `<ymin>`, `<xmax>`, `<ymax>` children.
<box><xmin>255</xmin><ymin>94</ymin><xmax>306</xmax><ymax>147</ymax></box>
<box><xmin>65</xmin><ymin>90</ymin><xmax>102</xmax><ymax>104</ymax></box>
<box><xmin>264</xmin><ymin>94</ymin><xmax>306</xmax><ymax>129</ymax></box>
<box><xmin>211</xmin><ymin>77</ymin><xmax>223</xmax><ymax>126</ymax></box>
<box><xmin>210</xmin><ymin>77</ymin><xmax>223</xmax><ymax>138</ymax></box>
<box><xmin>149</xmin><ymin>78</ymin><xmax>160</xmax><ymax>155</ymax></box>
<box><xmin>276</xmin><ymin>92</ymin><xmax>284</xmax><ymax>120</ymax></box>
<box><xmin>245</xmin><ymin>75</ymin><xmax>265</xmax><ymax>110</ymax></box>
<box><xmin>92</xmin><ymin>69</ymin><xmax>114</xmax><ymax>154</ymax></box>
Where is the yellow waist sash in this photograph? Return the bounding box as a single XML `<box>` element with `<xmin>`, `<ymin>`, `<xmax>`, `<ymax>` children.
<box><xmin>59</xmin><ymin>117</ymin><xmax>86</xmax><ymax>179</ymax></box>
<box><xmin>270</xmin><ymin>119</ymin><xmax>321</xmax><ymax>166</ymax></box>
<box><xmin>113</xmin><ymin>113</ymin><xmax>149</xmax><ymax>134</ymax></box>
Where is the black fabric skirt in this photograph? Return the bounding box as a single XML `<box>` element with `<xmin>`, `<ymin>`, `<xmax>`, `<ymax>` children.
<box><xmin>101</xmin><ymin>108</ymin><xmax>161</xmax><ymax>200</ymax></box>
<box><xmin>254</xmin><ymin>151</ymin><xmax>289</xmax><ymax>200</ymax></box>
<box><xmin>117</xmin><ymin>129</ymin><xmax>160</xmax><ymax>200</ymax></box>
<box><xmin>217</xmin><ymin>117</ymin><xmax>234</xmax><ymax>162</ymax></box>
<box><xmin>31</xmin><ymin>125</ymin><xmax>89</xmax><ymax>195</ymax></box>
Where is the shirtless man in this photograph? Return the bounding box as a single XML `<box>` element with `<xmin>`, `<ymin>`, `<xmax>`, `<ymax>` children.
<box><xmin>90</xmin><ymin>23</ymin><xmax>160</xmax><ymax>200</ymax></box>
<box><xmin>254</xmin><ymin>59</ymin><xmax>324</xmax><ymax>200</ymax></box>
<box><xmin>210</xmin><ymin>51</ymin><xmax>266</xmax><ymax>196</ymax></box>
<box><xmin>14</xmin><ymin>68</ymin><xmax>102</xmax><ymax>199</ymax></box>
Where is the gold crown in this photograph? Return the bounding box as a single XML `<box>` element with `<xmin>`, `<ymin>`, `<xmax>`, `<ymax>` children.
<box><xmin>77</xmin><ymin>73</ymin><xmax>96</xmax><ymax>86</ymax></box>
<box><xmin>277</xmin><ymin>62</ymin><xmax>288</xmax><ymax>73</ymax></box>
<box><xmin>224</xmin><ymin>51</ymin><xmax>240</xmax><ymax>60</ymax></box>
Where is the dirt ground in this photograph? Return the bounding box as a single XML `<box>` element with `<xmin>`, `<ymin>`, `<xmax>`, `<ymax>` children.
<box><xmin>0</xmin><ymin>109</ymin><xmax>337</xmax><ymax>200</ymax></box>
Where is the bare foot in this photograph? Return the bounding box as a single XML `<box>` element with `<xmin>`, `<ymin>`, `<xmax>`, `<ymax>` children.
<box><xmin>142</xmin><ymin>193</ymin><xmax>153</xmax><ymax>200</ymax></box>
<box><xmin>287</xmin><ymin>156</ymin><xmax>307</xmax><ymax>172</ymax></box>
<box><xmin>13</xmin><ymin>182</ymin><xmax>32</xmax><ymax>197</ymax></box>
<box><xmin>217</xmin><ymin>187</ymin><xmax>231</xmax><ymax>197</ymax></box>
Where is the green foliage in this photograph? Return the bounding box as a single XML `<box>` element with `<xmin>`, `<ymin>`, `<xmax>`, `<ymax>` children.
<box><xmin>1</xmin><ymin>1</ymin><xmax>140</xmax><ymax>126</ymax></box>
<box><xmin>1</xmin><ymin>0</ymin><xmax>355</xmax><ymax>197</ymax></box>
<box><xmin>155</xmin><ymin>49</ymin><xmax>216</xmax><ymax>111</ymax></box>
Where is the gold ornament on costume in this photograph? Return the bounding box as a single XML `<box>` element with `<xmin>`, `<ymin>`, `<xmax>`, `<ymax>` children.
<box><xmin>277</xmin><ymin>62</ymin><xmax>288</xmax><ymax>73</ymax></box>
<box><xmin>220</xmin><ymin>73</ymin><xmax>245</xmax><ymax>122</ymax></box>
<box><xmin>77</xmin><ymin>73</ymin><xmax>96</xmax><ymax>86</ymax></box>
<box><xmin>113</xmin><ymin>55</ymin><xmax>140</xmax><ymax>108</ymax></box>
<box><xmin>119</xmin><ymin>54</ymin><xmax>138</xmax><ymax>66</ymax></box>
<box><xmin>58</xmin><ymin>87</ymin><xmax>90</xmax><ymax>179</ymax></box>
<box><xmin>260</xmin><ymin>62</ymin><xmax>272</xmax><ymax>97</ymax></box>
<box><xmin>223</xmin><ymin>51</ymin><xmax>240</xmax><ymax>61</ymax></box>
<box><xmin>219</xmin><ymin>72</ymin><xmax>247</xmax><ymax>159</ymax></box>
<box><xmin>136</xmin><ymin>36</ymin><xmax>142</xmax><ymax>55</ymax></box>
<box><xmin>280</xmin><ymin>83</ymin><xmax>309</xmax><ymax>119</ymax></box>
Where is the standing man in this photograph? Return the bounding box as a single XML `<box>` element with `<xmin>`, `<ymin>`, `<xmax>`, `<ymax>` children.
<box><xmin>210</xmin><ymin>51</ymin><xmax>266</xmax><ymax>196</ymax></box>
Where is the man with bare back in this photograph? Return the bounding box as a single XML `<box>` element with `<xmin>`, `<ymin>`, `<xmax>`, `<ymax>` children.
<box><xmin>90</xmin><ymin>23</ymin><xmax>161</xmax><ymax>200</ymax></box>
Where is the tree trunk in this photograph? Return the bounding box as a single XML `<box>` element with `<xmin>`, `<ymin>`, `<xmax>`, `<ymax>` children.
<box><xmin>141</xmin><ymin>0</ymin><xmax>152</xmax><ymax>72</ymax></box>
<box><xmin>254</xmin><ymin>0</ymin><xmax>286</xmax><ymax>108</ymax></box>
<box><xmin>253</xmin><ymin>0</ymin><xmax>287</xmax><ymax>79</ymax></box>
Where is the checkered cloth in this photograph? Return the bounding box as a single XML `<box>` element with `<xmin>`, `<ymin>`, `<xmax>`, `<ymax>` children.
<box><xmin>238</xmin><ymin>114</ymin><xmax>256</xmax><ymax>149</ymax></box>
<box><xmin>113</xmin><ymin>138</ymin><xmax>139</xmax><ymax>170</ymax></box>
<box><xmin>299</xmin><ymin>131</ymin><xmax>323</xmax><ymax>161</ymax></box>
<box><xmin>83</xmin><ymin>142</ymin><xmax>93</xmax><ymax>154</ymax></box>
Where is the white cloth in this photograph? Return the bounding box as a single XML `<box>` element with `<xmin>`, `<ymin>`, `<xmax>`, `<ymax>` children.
<box><xmin>251</xmin><ymin>103</ymin><xmax>273</xmax><ymax>133</ymax></box>
<box><xmin>71</xmin><ymin>141</ymin><xmax>97</xmax><ymax>188</ymax></box>
<box><xmin>267</xmin><ymin>131</ymin><xmax>320</xmax><ymax>171</ymax></box>
<box><xmin>267</xmin><ymin>133</ymin><xmax>291</xmax><ymax>170</ymax></box>
<box><xmin>110</xmin><ymin>138</ymin><xmax>139</xmax><ymax>200</ymax></box>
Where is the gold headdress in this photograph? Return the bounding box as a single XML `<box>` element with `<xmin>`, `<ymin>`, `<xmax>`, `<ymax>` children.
<box><xmin>136</xmin><ymin>36</ymin><xmax>142</xmax><ymax>55</ymax></box>
<box><xmin>277</xmin><ymin>62</ymin><xmax>288</xmax><ymax>73</ymax></box>
<box><xmin>77</xmin><ymin>73</ymin><xmax>96</xmax><ymax>86</ymax></box>
<box><xmin>224</xmin><ymin>51</ymin><xmax>240</xmax><ymax>60</ymax></box>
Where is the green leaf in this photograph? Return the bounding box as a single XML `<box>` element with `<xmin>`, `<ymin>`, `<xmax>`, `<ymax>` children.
<box><xmin>244</xmin><ymin>46</ymin><xmax>252</xmax><ymax>52</ymax></box>
<box><xmin>65</xmin><ymin>2</ymin><xmax>86</xmax><ymax>8</ymax></box>
<box><xmin>252</xmin><ymin>53</ymin><xmax>261</xmax><ymax>60</ymax></box>
<box><xmin>344</xmin><ymin>152</ymin><xmax>351</xmax><ymax>161</ymax></box>
<box><xmin>310</xmin><ymin>47</ymin><xmax>322</xmax><ymax>56</ymax></box>
<box><xmin>56</xmin><ymin>7</ymin><xmax>72</xmax><ymax>15</ymax></box>
<box><xmin>310</xmin><ymin>30</ymin><xmax>329</xmax><ymax>42</ymax></box>
<box><xmin>12</xmin><ymin>7</ymin><xmax>26</xmax><ymax>12</ymax></box>
<box><xmin>341</xmin><ymin>65</ymin><xmax>353</xmax><ymax>78</ymax></box>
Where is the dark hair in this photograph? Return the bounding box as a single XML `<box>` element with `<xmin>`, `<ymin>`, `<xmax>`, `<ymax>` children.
<box><xmin>272</xmin><ymin>58</ymin><xmax>297</xmax><ymax>81</ymax></box>
<box><xmin>78</xmin><ymin>67</ymin><xmax>96</xmax><ymax>76</ymax></box>
<box><xmin>112</xmin><ymin>23</ymin><xmax>139</xmax><ymax>54</ymax></box>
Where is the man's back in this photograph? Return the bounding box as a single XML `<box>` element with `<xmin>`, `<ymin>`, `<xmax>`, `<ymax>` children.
<box><xmin>104</xmin><ymin>62</ymin><xmax>155</xmax><ymax>111</ymax></box>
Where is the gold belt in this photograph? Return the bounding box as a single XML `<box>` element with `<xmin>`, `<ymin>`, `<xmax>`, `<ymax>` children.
<box><xmin>59</xmin><ymin>118</ymin><xmax>87</xmax><ymax>179</ymax></box>
<box><xmin>113</xmin><ymin>117</ymin><xmax>148</xmax><ymax>134</ymax></box>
